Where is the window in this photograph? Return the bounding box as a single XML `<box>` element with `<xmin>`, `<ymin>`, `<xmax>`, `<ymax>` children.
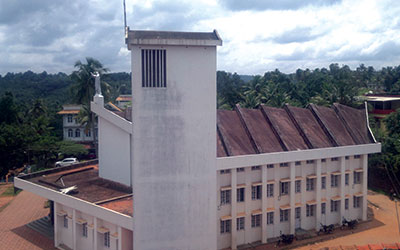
<box><xmin>237</xmin><ymin>188</ymin><xmax>245</xmax><ymax>202</ymax></box>
<box><xmin>251</xmin><ymin>166</ymin><xmax>261</xmax><ymax>170</ymax></box>
<box><xmin>75</xmin><ymin>129</ymin><xmax>80</xmax><ymax>138</ymax></box>
<box><xmin>237</xmin><ymin>217</ymin><xmax>245</xmax><ymax>230</ymax></box>
<box><xmin>280</xmin><ymin>182</ymin><xmax>289</xmax><ymax>195</ymax></box>
<box><xmin>220</xmin><ymin>220</ymin><xmax>231</xmax><ymax>233</ymax></box>
<box><xmin>141</xmin><ymin>49</ymin><xmax>166</xmax><ymax>88</ymax></box>
<box><xmin>295</xmin><ymin>207</ymin><xmax>301</xmax><ymax>219</ymax></box>
<box><xmin>295</xmin><ymin>180</ymin><xmax>301</xmax><ymax>193</ymax></box>
<box><xmin>306</xmin><ymin>178</ymin><xmax>315</xmax><ymax>191</ymax></box>
<box><xmin>331</xmin><ymin>175</ymin><xmax>339</xmax><ymax>187</ymax></box>
<box><xmin>354</xmin><ymin>155</ymin><xmax>361</xmax><ymax>159</ymax></box>
<box><xmin>251</xmin><ymin>214</ymin><xmax>261</xmax><ymax>227</ymax></box>
<box><xmin>354</xmin><ymin>196</ymin><xmax>361</xmax><ymax>208</ymax></box>
<box><xmin>354</xmin><ymin>172</ymin><xmax>362</xmax><ymax>184</ymax></box>
<box><xmin>237</xmin><ymin>167</ymin><xmax>245</xmax><ymax>172</ymax></box>
<box><xmin>321</xmin><ymin>176</ymin><xmax>326</xmax><ymax>189</ymax></box>
<box><xmin>322</xmin><ymin>158</ymin><xmax>326</xmax><ymax>163</ymax></box>
<box><xmin>295</xmin><ymin>161</ymin><xmax>301</xmax><ymax>166</ymax></box>
<box><xmin>267</xmin><ymin>164</ymin><xmax>274</xmax><ymax>169</ymax></box>
<box><xmin>267</xmin><ymin>212</ymin><xmax>274</xmax><ymax>225</ymax></box>
<box><xmin>306</xmin><ymin>204</ymin><xmax>315</xmax><ymax>217</ymax></box>
<box><xmin>345</xmin><ymin>198</ymin><xmax>349</xmax><ymax>210</ymax></box>
<box><xmin>82</xmin><ymin>223</ymin><xmax>88</xmax><ymax>238</ymax></box>
<box><xmin>68</xmin><ymin>129</ymin><xmax>73</xmax><ymax>138</ymax></box>
<box><xmin>67</xmin><ymin>114</ymin><xmax>73</xmax><ymax>123</ymax></box>
<box><xmin>345</xmin><ymin>173</ymin><xmax>349</xmax><ymax>185</ymax></box>
<box><xmin>331</xmin><ymin>157</ymin><xmax>339</xmax><ymax>161</ymax></box>
<box><xmin>63</xmin><ymin>215</ymin><xmax>68</xmax><ymax>228</ymax></box>
<box><xmin>321</xmin><ymin>203</ymin><xmax>326</xmax><ymax>214</ymax></box>
<box><xmin>220</xmin><ymin>190</ymin><xmax>231</xmax><ymax>205</ymax></box>
<box><xmin>220</xmin><ymin>169</ymin><xmax>230</xmax><ymax>174</ymax></box>
<box><xmin>331</xmin><ymin>200</ymin><xmax>339</xmax><ymax>212</ymax></box>
<box><xmin>252</xmin><ymin>186</ymin><xmax>262</xmax><ymax>200</ymax></box>
<box><xmin>267</xmin><ymin>183</ymin><xmax>274</xmax><ymax>197</ymax></box>
<box><xmin>280</xmin><ymin>209</ymin><xmax>289</xmax><ymax>222</ymax></box>
<box><xmin>104</xmin><ymin>232</ymin><xmax>110</xmax><ymax>248</ymax></box>
<box><xmin>306</xmin><ymin>160</ymin><xmax>314</xmax><ymax>164</ymax></box>
<box><xmin>345</xmin><ymin>156</ymin><xmax>349</xmax><ymax>160</ymax></box>
<box><xmin>280</xmin><ymin>162</ymin><xmax>289</xmax><ymax>167</ymax></box>
<box><xmin>85</xmin><ymin>129</ymin><xmax>91</xmax><ymax>137</ymax></box>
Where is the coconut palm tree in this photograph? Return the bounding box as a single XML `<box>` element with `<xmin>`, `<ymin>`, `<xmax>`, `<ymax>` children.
<box><xmin>70</xmin><ymin>57</ymin><xmax>109</xmax><ymax>157</ymax></box>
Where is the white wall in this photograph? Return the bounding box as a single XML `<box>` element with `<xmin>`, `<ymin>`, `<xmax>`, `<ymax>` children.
<box><xmin>131</xmin><ymin>44</ymin><xmax>217</xmax><ymax>250</ymax></box>
<box><xmin>98</xmin><ymin>117</ymin><xmax>131</xmax><ymax>186</ymax></box>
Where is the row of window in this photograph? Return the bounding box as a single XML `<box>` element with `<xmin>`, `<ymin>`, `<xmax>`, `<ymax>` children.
<box><xmin>220</xmin><ymin>157</ymin><xmax>363</xmax><ymax>174</ymax></box>
<box><xmin>67</xmin><ymin>128</ymin><xmax>91</xmax><ymax>138</ymax></box>
<box><xmin>62</xmin><ymin>217</ymin><xmax>110</xmax><ymax>248</ymax></box>
<box><xmin>220</xmin><ymin>197</ymin><xmax>362</xmax><ymax>234</ymax></box>
<box><xmin>220</xmin><ymin>173</ymin><xmax>362</xmax><ymax>204</ymax></box>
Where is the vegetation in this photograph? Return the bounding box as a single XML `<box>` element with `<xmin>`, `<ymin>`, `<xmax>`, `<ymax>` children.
<box><xmin>2</xmin><ymin>60</ymin><xmax>400</xmax><ymax>192</ymax></box>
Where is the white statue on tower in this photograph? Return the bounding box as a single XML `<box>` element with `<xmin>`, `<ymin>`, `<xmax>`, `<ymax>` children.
<box><xmin>91</xmin><ymin>71</ymin><xmax>102</xmax><ymax>96</ymax></box>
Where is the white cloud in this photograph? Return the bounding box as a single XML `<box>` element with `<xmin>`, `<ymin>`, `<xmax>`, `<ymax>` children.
<box><xmin>0</xmin><ymin>0</ymin><xmax>400</xmax><ymax>75</ymax></box>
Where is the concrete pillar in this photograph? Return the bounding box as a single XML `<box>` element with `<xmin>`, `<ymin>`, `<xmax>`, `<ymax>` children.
<box><xmin>362</xmin><ymin>154</ymin><xmax>368</xmax><ymax>221</ymax></box>
<box><xmin>72</xmin><ymin>209</ymin><xmax>76</xmax><ymax>250</ymax></box>
<box><xmin>316</xmin><ymin>159</ymin><xmax>322</xmax><ymax>230</ymax></box>
<box><xmin>261</xmin><ymin>165</ymin><xmax>267</xmax><ymax>243</ymax></box>
<box><xmin>54</xmin><ymin>202</ymin><xmax>59</xmax><ymax>247</ymax></box>
<box><xmin>94</xmin><ymin>217</ymin><xmax>98</xmax><ymax>250</ymax></box>
<box><xmin>289</xmin><ymin>162</ymin><xmax>295</xmax><ymax>234</ymax></box>
<box><xmin>118</xmin><ymin>226</ymin><xmax>122</xmax><ymax>250</ymax></box>
<box><xmin>231</xmin><ymin>170</ymin><xmax>237</xmax><ymax>250</ymax></box>
<box><xmin>339</xmin><ymin>157</ymin><xmax>346</xmax><ymax>222</ymax></box>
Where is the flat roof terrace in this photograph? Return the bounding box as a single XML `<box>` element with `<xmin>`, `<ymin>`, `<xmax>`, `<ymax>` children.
<box><xmin>17</xmin><ymin>161</ymin><xmax>133</xmax><ymax>216</ymax></box>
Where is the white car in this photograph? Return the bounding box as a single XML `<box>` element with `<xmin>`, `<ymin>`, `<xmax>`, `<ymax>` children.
<box><xmin>55</xmin><ymin>158</ymin><xmax>78</xmax><ymax>167</ymax></box>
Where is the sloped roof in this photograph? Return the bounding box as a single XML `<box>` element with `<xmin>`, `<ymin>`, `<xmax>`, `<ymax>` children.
<box><xmin>217</xmin><ymin>103</ymin><xmax>375</xmax><ymax>157</ymax></box>
<box><xmin>111</xmin><ymin>102</ymin><xmax>375</xmax><ymax>157</ymax></box>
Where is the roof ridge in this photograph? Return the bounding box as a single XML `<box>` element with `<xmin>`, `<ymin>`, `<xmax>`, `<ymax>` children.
<box><xmin>308</xmin><ymin>104</ymin><xmax>339</xmax><ymax>147</ymax></box>
<box><xmin>284</xmin><ymin>105</ymin><xmax>314</xmax><ymax>149</ymax></box>
<box><xmin>259</xmin><ymin>105</ymin><xmax>289</xmax><ymax>151</ymax></box>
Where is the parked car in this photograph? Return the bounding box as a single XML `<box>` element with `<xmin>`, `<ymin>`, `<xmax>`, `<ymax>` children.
<box><xmin>55</xmin><ymin>158</ymin><xmax>79</xmax><ymax>167</ymax></box>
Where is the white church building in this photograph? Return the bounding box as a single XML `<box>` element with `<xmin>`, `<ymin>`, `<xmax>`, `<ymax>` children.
<box><xmin>15</xmin><ymin>29</ymin><xmax>381</xmax><ymax>250</ymax></box>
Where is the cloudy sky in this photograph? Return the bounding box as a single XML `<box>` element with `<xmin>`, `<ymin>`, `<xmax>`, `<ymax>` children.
<box><xmin>1</xmin><ymin>0</ymin><xmax>400</xmax><ymax>75</ymax></box>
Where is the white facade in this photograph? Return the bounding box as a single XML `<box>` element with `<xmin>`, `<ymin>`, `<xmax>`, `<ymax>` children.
<box><xmin>128</xmin><ymin>31</ymin><xmax>222</xmax><ymax>250</ymax></box>
<box><xmin>59</xmin><ymin>105</ymin><xmax>95</xmax><ymax>142</ymax></box>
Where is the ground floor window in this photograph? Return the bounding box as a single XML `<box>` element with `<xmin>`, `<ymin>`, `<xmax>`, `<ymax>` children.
<box><xmin>68</xmin><ymin>129</ymin><xmax>73</xmax><ymax>138</ymax></box>
<box><xmin>237</xmin><ymin>217</ymin><xmax>245</xmax><ymax>231</ymax></box>
<box><xmin>267</xmin><ymin>212</ymin><xmax>274</xmax><ymax>225</ymax></box>
<box><xmin>345</xmin><ymin>198</ymin><xmax>349</xmax><ymax>210</ymax></box>
<box><xmin>104</xmin><ymin>232</ymin><xmax>110</xmax><ymax>247</ymax></box>
<box><xmin>295</xmin><ymin>207</ymin><xmax>301</xmax><ymax>219</ymax></box>
<box><xmin>321</xmin><ymin>203</ymin><xmax>326</xmax><ymax>214</ymax></box>
<box><xmin>251</xmin><ymin>214</ymin><xmax>261</xmax><ymax>227</ymax></box>
<box><xmin>82</xmin><ymin>223</ymin><xmax>88</xmax><ymax>237</ymax></box>
<box><xmin>220</xmin><ymin>219</ymin><xmax>231</xmax><ymax>233</ymax></box>
<box><xmin>280</xmin><ymin>209</ymin><xmax>289</xmax><ymax>222</ymax></box>
<box><xmin>354</xmin><ymin>196</ymin><xmax>361</xmax><ymax>208</ymax></box>
<box><xmin>331</xmin><ymin>200</ymin><xmax>339</xmax><ymax>212</ymax></box>
<box><xmin>306</xmin><ymin>204</ymin><xmax>315</xmax><ymax>217</ymax></box>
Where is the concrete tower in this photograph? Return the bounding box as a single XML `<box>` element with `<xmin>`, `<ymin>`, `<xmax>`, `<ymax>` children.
<box><xmin>126</xmin><ymin>30</ymin><xmax>222</xmax><ymax>250</ymax></box>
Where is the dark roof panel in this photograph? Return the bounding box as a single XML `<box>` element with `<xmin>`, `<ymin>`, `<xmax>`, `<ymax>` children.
<box><xmin>237</xmin><ymin>107</ymin><xmax>284</xmax><ymax>153</ymax></box>
<box><xmin>217</xmin><ymin>109</ymin><xmax>256</xmax><ymax>156</ymax></box>
<box><xmin>261</xmin><ymin>105</ymin><xmax>309</xmax><ymax>151</ymax></box>
<box><xmin>217</xmin><ymin>132</ymin><xmax>228</xmax><ymax>157</ymax></box>
<box><xmin>286</xmin><ymin>106</ymin><xmax>334</xmax><ymax>148</ymax></box>
<box><xmin>333</xmin><ymin>103</ymin><xmax>373</xmax><ymax>144</ymax></box>
<box><xmin>311</xmin><ymin>105</ymin><xmax>355</xmax><ymax>146</ymax></box>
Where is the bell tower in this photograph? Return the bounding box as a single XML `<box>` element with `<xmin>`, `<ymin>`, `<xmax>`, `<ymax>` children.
<box><xmin>127</xmin><ymin>30</ymin><xmax>222</xmax><ymax>250</ymax></box>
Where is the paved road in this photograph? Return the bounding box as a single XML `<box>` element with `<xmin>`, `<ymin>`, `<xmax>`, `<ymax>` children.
<box><xmin>0</xmin><ymin>190</ymin><xmax>56</xmax><ymax>250</ymax></box>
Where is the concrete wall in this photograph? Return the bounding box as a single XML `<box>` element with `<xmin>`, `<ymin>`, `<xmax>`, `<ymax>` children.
<box><xmin>98</xmin><ymin>117</ymin><xmax>131</xmax><ymax>186</ymax></box>
<box><xmin>131</xmin><ymin>44</ymin><xmax>217</xmax><ymax>250</ymax></box>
